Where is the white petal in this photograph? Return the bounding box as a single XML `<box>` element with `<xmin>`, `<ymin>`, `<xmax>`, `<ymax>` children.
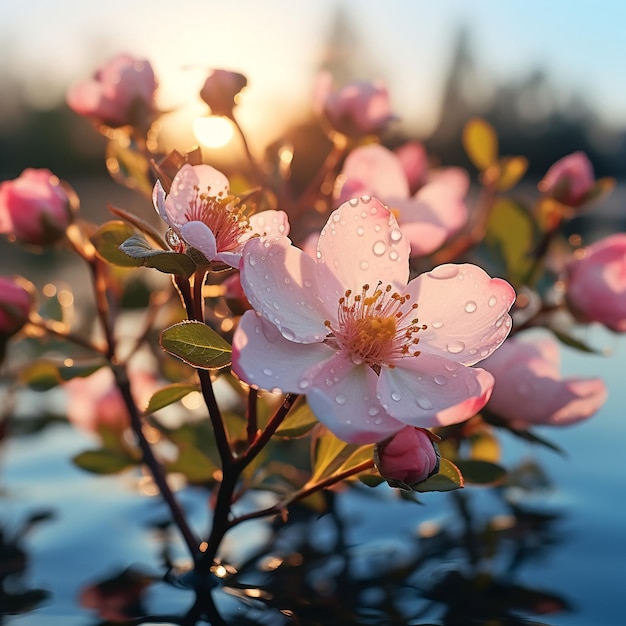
<box><xmin>180</xmin><ymin>221</ymin><xmax>217</xmax><ymax>262</ymax></box>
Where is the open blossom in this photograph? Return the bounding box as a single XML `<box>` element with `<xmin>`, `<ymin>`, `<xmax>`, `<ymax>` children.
<box><xmin>335</xmin><ymin>143</ymin><xmax>469</xmax><ymax>257</ymax></box>
<box><xmin>65</xmin><ymin>368</ymin><xmax>157</xmax><ymax>436</ymax></box>
<box><xmin>200</xmin><ymin>69</ymin><xmax>247</xmax><ymax>116</ymax></box>
<box><xmin>66</xmin><ymin>53</ymin><xmax>157</xmax><ymax>128</ymax></box>
<box><xmin>375</xmin><ymin>426</ymin><xmax>440</xmax><ymax>488</ymax></box>
<box><xmin>153</xmin><ymin>164</ymin><xmax>289</xmax><ymax>268</ymax></box>
<box><xmin>565</xmin><ymin>233</ymin><xmax>626</xmax><ymax>332</ymax></box>
<box><xmin>0</xmin><ymin>169</ymin><xmax>73</xmax><ymax>246</ymax></box>
<box><xmin>232</xmin><ymin>196</ymin><xmax>515</xmax><ymax>443</ymax></box>
<box><xmin>481</xmin><ymin>333</ymin><xmax>607</xmax><ymax>427</ymax></box>
<box><xmin>313</xmin><ymin>71</ymin><xmax>395</xmax><ymax>137</ymax></box>
<box><xmin>0</xmin><ymin>276</ymin><xmax>34</xmax><ymax>337</ymax></box>
<box><xmin>538</xmin><ymin>152</ymin><xmax>595</xmax><ymax>208</ymax></box>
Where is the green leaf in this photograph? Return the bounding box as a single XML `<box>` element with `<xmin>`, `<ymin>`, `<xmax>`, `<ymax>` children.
<box><xmin>463</xmin><ymin>118</ymin><xmax>498</xmax><ymax>171</ymax></box>
<box><xmin>144</xmin><ymin>383</ymin><xmax>199</xmax><ymax>414</ymax></box>
<box><xmin>165</xmin><ymin>446</ymin><xmax>217</xmax><ymax>483</ymax></box>
<box><xmin>72</xmin><ymin>448</ymin><xmax>136</xmax><ymax>474</ymax></box>
<box><xmin>311</xmin><ymin>429</ymin><xmax>373</xmax><ymax>483</ymax></box>
<box><xmin>160</xmin><ymin>320</ymin><xmax>232</xmax><ymax>370</ymax></box>
<box><xmin>551</xmin><ymin>328</ymin><xmax>601</xmax><ymax>354</ymax></box>
<box><xmin>413</xmin><ymin>458</ymin><xmax>464</xmax><ymax>492</ymax></box>
<box><xmin>485</xmin><ymin>197</ymin><xmax>536</xmax><ymax>287</ymax></box>
<box><xmin>108</xmin><ymin>203</ymin><xmax>167</xmax><ymax>249</ymax></box>
<box><xmin>90</xmin><ymin>221</ymin><xmax>143</xmax><ymax>268</ymax></box>
<box><xmin>455</xmin><ymin>459</ymin><xmax>506</xmax><ymax>485</ymax></box>
<box><xmin>275</xmin><ymin>402</ymin><xmax>319</xmax><ymax>438</ymax></box>
<box><xmin>120</xmin><ymin>234</ymin><xmax>196</xmax><ymax>277</ymax></box>
<box><xmin>20</xmin><ymin>360</ymin><xmax>104</xmax><ymax>391</ymax></box>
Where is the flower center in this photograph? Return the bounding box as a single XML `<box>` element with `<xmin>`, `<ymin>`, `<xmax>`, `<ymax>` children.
<box><xmin>185</xmin><ymin>186</ymin><xmax>250</xmax><ymax>252</ymax></box>
<box><xmin>325</xmin><ymin>283</ymin><xmax>426</xmax><ymax>368</ymax></box>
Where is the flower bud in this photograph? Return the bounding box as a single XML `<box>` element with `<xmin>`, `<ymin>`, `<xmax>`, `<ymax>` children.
<box><xmin>0</xmin><ymin>169</ymin><xmax>73</xmax><ymax>246</ymax></box>
<box><xmin>199</xmin><ymin>69</ymin><xmax>247</xmax><ymax>116</ymax></box>
<box><xmin>0</xmin><ymin>276</ymin><xmax>34</xmax><ymax>337</ymax></box>
<box><xmin>565</xmin><ymin>233</ymin><xmax>626</xmax><ymax>332</ymax></box>
<box><xmin>538</xmin><ymin>151</ymin><xmax>595</xmax><ymax>207</ymax></box>
<box><xmin>375</xmin><ymin>426</ymin><xmax>440</xmax><ymax>489</ymax></box>
<box><xmin>67</xmin><ymin>53</ymin><xmax>157</xmax><ymax>129</ymax></box>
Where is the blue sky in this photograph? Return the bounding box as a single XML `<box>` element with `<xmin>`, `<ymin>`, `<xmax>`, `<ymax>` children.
<box><xmin>2</xmin><ymin>0</ymin><xmax>625</xmax><ymax>149</ymax></box>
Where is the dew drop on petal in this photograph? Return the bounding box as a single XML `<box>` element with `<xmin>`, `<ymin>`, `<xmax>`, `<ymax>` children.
<box><xmin>374</xmin><ymin>224</ymin><xmax>382</xmax><ymax>232</ymax></box>
<box><xmin>368</xmin><ymin>406</ymin><xmax>380</xmax><ymax>416</ymax></box>
<box><xmin>248</xmin><ymin>256</ymin><xmax>257</xmax><ymax>267</ymax></box>
<box><xmin>349</xmin><ymin>198</ymin><xmax>359</xmax><ymax>207</ymax></box>
<box><xmin>488</xmin><ymin>295</ymin><xmax>497</xmax><ymax>307</ymax></box>
<box><xmin>332</xmin><ymin>213</ymin><xmax>341</xmax><ymax>223</ymax></box>
<box><xmin>335</xmin><ymin>395</ymin><xmax>347</xmax><ymax>405</ymax></box>
<box><xmin>446</xmin><ymin>341</ymin><xmax>465</xmax><ymax>354</ymax></box>
<box><xmin>262</xmin><ymin>368</ymin><xmax>273</xmax><ymax>376</ymax></box>
<box><xmin>390</xmin><ymin>229</ymin><xmax>402</xmax><ymax>242</ymax></box>
<box><xmin>433</xmin><ymin>374</ymin><xmax>447</xmax><ymax>386</ymax></box>
<box><xmin>360</xmin><ymin>260</ymin><xmax>369</xmax><ymax>271</ymax></box>
<box><xmin>431</xmin><ymin>319</ymin><xmax>444</xmax><ymax>329</ymax></box>
<box><xmin>361</xmin><ymin>195</ymin><xmax>371</xmax><ymax>203</ymax></box>
<box><xmin>298</xmin><ymin>379</ymin><xmax>310</xmax><ymax>390</ymax></box>
<box><xmin>304</xmin><ymin>280</ymin><xmax>312</xmax><ymax>288</ymax></box>
<box><xmin>165</xmin><ymin>228</ymin><xmax>181</xmax><ymax>249</ymax></box>
<box><xmin>389</xmin><ymin>250</ymin><xmax>399</xmax><ymax>261</ymax></box>
<box><xmin>416</xmin><ymin>396</ymin><xmax>434</xmax><ymax>410</ymax></box>
<box><xmin>465</xmin><ymin>301</ymin><xmax>477</xmax><ymax>313</ymax></box>
<box><xmin>373</xmin><ymin>241</ymin><xmax>386</xmax><ymax>256</ymax></box>
<box><xmin>374</xmin><ymin>417</ymin><xmax>383</xmax><ymax>425</ymax></box>
<box><xmin>444</xmin><ymin>361</ymin><xmax>459</xmax><ymax>372</ymax></box>
<box><xmin>356</xmin><ymin>226</ymin><xmax>365</xmax><ymax>236</ymax></box>
<box><xmin>429</xmin><ymin>265</ymin><xmax>459</xmax><ymax>280</ymax></box>
<box><xmin>282</xmin><ymin>328</ymin><xmax>296</xmax><ymax>341</ymax></box>
<box><xmin>391</xmin><ymin>391</ymin><xmax>402</xmax><ymax>402</ymax></box>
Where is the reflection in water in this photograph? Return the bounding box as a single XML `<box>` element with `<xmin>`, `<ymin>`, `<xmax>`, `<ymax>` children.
<box><xmin>75</xmin><ymin>473</ymin><xmax>572</xmax><ymax>626</ymax></box>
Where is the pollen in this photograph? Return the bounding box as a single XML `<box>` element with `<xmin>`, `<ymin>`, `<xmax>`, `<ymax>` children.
<box><xmin>325</xmin><ymin>282</ymin><xmax>426</xmax><ymax>368</ymax></box>
<box><xmin>185</xmin><ymin>185</ymin><xmax>251</xmax><ymax>252</ymax></box>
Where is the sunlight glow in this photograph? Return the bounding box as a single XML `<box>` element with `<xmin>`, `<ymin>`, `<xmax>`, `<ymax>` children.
<box><xmin>193</xmin><ymin>115</ymin><xmax>234</xmax><ymax>148</ymax></box>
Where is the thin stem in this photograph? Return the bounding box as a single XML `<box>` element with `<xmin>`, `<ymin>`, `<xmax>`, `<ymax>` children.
<box><xmin>198</xmin><ymin>368</ymin><xmax>232</xmax><ymax>467</ymax></box>
<box><xmin>192</xmin><ymin>270</ymin><xmax>206</xmax><ymax>323</ymax></box>
<box><xmin>25</xmin><ymin>315</ymin><xmax>107</xmax><ymax>355</ymax></box>
<box><xmin>228</xmin><ymin>112</ymin><xmax>268</xmax><ymax>191</ymax></box>
<box><xmin>246</xmin><ymin>387</ymin><xmax>258</xmax><ymax>445</ymax></box>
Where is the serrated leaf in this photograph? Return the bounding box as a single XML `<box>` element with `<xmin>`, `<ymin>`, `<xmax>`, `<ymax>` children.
<box><xmin>160</xmin><ymin>320</ymin><xmax>232</xmax><ymax>370</ymax></box>
<box><xmin>90</xmin><ymin>221</ymin><xmax>143</xmax><ymax>267</ymax></box>
<box><xmin>496</xmin><ymin>155</ymin><xmax>528</xmax><ymax>191</ymax></box>
<box><xmin>455</xmin><ymin>459</ymin><xmax>506</xmax><ymax>485</ymax></box>
<box><xmin>144</xmin><ymin>383</ymin><xmax>199</xmax><ymax>414</ymax></box>
<box><xmin>20</xmin><ymin>360</ymin><xmax>104</xmax><ymax>391</ymax></box>
<box><xmin>120</xmin><ymin>234</ymin><xmax>196</xmax><ymax>277</ymax></box>
<box><xmin>275</xmin><ymin>402</ymin><xmax>319</xmax><ymax>438</ymax></box>
<box><xmin>413</xmin><ymin>458</ymin><xmax>464</xmax><ymax>492</ymax></box>
<box><xmin>72</xmin><ymin>449</ymin><xmax>136</xmax><ymax>474</ymax></box>
<box><xmin>463</xmin><ymin>118</ymin><xmax>498</xmax><ymax>171</ymax></box>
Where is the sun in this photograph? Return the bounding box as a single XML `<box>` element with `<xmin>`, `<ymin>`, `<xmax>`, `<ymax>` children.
<box><xmin>193</xmin><ymin>115</ymin><xmax>234</xmax><ymax>148</ymax></box>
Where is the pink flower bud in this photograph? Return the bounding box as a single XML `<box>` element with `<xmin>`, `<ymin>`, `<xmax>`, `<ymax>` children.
<box><xmin>538</xmin><ymin>151</ymin><xmax>595</xmax><ymax>207</ymax></box>
<box><xmin>199</xmin><ymin>69</ymin><xmax>247</xmax><ymax>116</ymax></box>
<box><xmin>0</xmin><ymin>276</ymin><xmax>34</xmax><ymax>337</ymax></box>
<box><xmin>313</xmin><ymin>71</ymin><xmax>395</xmax><ymax>137</ymax></box>
<box><xmin>565</xmin><ymin>233</ymin><xmax>626</xmax><ymax>332</ymax></box>
<box><xmin>375</xmin><ymin>426</ymin><xmax>440</xmax><ymax>489</ymax></box>
<box><xmin>0</xmin><ymin>169</ymin><xmax>73</xmax><ymax>246</ymax></box>
<box><xmin>67</xmin><ymin>53</ymin><xmax>157</xmax><ymax>129</ymax></box>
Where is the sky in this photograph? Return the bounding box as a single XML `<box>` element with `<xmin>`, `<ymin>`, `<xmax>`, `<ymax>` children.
<box><xmin>2</xmin><ymin>0</ymin><xmax>626</xmax><ymax>152</ymax></box>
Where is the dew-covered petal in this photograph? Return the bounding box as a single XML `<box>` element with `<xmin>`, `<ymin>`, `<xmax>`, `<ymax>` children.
<box><xmin>180</xmin><ymin>220</ymin><xmax>217</xmax><ymax>262</ymax></box>
<box><xmin>316</xmin><ymin>196</ymin><xmax>410</xmax><ymax>300</ymax></box>
<box><xmin>239</xmin><ymin>236</ymin><xmax>332</xmax><ymax>343</ymax></box>
<box><xmin>232</xmin><ymin>310</ymin><xmax>336</xmax><ymax>392</ymax></box>
<box><xmin>405</xmin><ymin>263</ymin><xmax>516</xmax><ymax>366</ymax></box>
<box><xmin>248</xmin><ymin>210</ymin><xmax>290</xmax><ymax>239</ymax></box>
<box><xmin>307</xmin><ymin>353</ymin><xmax>404</xmax><ymax>444</ymax></box>
<box><xmin>152</xmin><ymin>180</ymin><xmax>170</xmax><ymax>224</ymax></box>
<box><xmin>377</xmin><ymin>354</ymin><xmax>494</xmax><ymax>427</ymax></box>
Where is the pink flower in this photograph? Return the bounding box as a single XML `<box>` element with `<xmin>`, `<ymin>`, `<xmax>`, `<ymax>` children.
<box><xmin>481</xmin><ymin>334</ymin><xmax>607</xmax><ymax>427</ymax></box>
<box><xmin>232</xmin><ymin>196</ymin><xmax>515</xmax><ymax>444</ymax></box>
<box><xmin>153</xmin><ymin>164</ymin><xmax>289</xmax><ymax>268</ymax></box>
<box><xmin>0</xmin><ymin>169</ymin><xmax>72</xmax><ymax>246</ymax></box>
<box><xmin>200</xmin><ymin>69</ymin><xmax>247</xmax><ymax>116</ymax></box>
<box><xmin>565</xmin><ymin>233</ymin><xmax>626</xmax><ymax>331</ymax></box>
<box><xmin>313</xmin><ymin>71</ymin><xmax>395</xmax><ymax>137</ymax></box>
<box><xmin>375</xmin><ymin>426</ymin><xmax>440</xmax><ymax>488</ymax></box>
<box><xmin>538</xmin><ymin>152</ymin><xmax>595</xmax><ymax>207</ymax></box>
<box><xmin>67</xmin><ymin>53</ymin><xmax>157</xmax><ymax>128</ymax></box>
<box><xmin>393</xmin><ymin>141</ymin><xmax>429</xmax><ymax>193</ymax></box>
<box><xmin>65</xmin><ymin>368</ymin><xmax>157</xmax><ymax>436</ymax></box>
<box><xmin>0</xmin><ymin>276</ymin><xmax>33</xmax><ymax>337</ymax></box>
<box><xmin>336</xmin><ymin>144</ymin><xmax>469</xmax><ymax>257</ymax></box>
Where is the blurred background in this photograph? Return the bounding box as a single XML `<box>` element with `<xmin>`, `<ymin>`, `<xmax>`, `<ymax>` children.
<box><xmin>1</xmin><ymin>0</ymin><xmax>625</xmax><ymax>181</ymax></box>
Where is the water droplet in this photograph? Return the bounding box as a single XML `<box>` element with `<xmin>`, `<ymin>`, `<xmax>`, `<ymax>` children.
<box><xmin>248</xmin><ymin>256</ymin><xmax>257</xmax><ymax>267</ymax></box>
<box><xmin>359</xmin><ymin>260</ymin><xmax>369</xmax><ymax>271</ymax></box>
<box><xmin>373</xmin><ymin>241</ymin><xmax>386</xmax><ymax>256</ymax></box>
<box><xmin>416</xmin><ymin>396</ymin><xmax>434</xmax><ymax>410</ymax></box>
<box><xmin>335</xmin><ymin>395</ymin><xmax>347</xmax><ymax>405</ymax></box>
<box><xmin>444</xmin><ymin>362</ymin><xmax>459</xmax><ymax>372</ymax></box>
<box><xmin>262</xmin><ymin>368</ymin><xmax>273</xmax><ymax>376</ymax></box>
<box><xmin>390</xmin><ymin>228</ymin><xmax>402</xmax><ymax>241</ymax></box>
<box><xmin>391</xmin><ymin>391</ymin><xmax>402</xmax><ymax>402</ymax></box>
<box><xmin>465</xmin><ymin>301</ymin><xmax>477</xmax><ymax>313</ymax></box>
<box><xmin>304</xmin><ymin>279</ymin><xmax>312</xmax><ymax>288</ymax></box>
<box><xmin>368</xmin><ymin>406</ymin><xmax>380</xmax><ymax>416</ymax></box>
<box><xmin>488</xmin><ymin>295</ymin><xmax>497</xmax><ymax>307</ymax></box>
<box><xmin>431</xmin><ymin>319</ymin><xmax>444</xmax><ymax>329</ymax></box>
<box><xmin>433</xmin><ymin>374</ymin><xmax>447</xmax><ymax>386</ymax></box>
<box><xmin>495</xmin><ymin>316</ymin><xmax>504</xmax><ymax>328</ymax></box>
<box><xmin>374</xmin><ymin>417</ymin><xmax>383</xmax><ymax>425</ymax></box>
<box><xmin>165</xmin><ymin>228</ymin><xmax>181</xmax><ymax>249</ymax></box>
<box><xmin>446</xmin><ymin>341</ymin><xmax>465</xmax><ymax>354</ymax></box>
<box><xmin>389</xmin><ymin>250</ymin><xmax>399</xmax><ymax>261</ymax></box>
<box><xmin>332</xmin><ymin>213</ymin><xmax>341</xmax><ymax>222</ymax></box>
<box><xmin>361</xmin><ymin>195</ymin><xmax>371</xmax><ymax>203</ymax></box>
<box><xmin>282</xmin><ymin>328</ymin><xmax>296</xmax><ymax>341</ymax></box>
<box><xmin>284</xmin><ymin>277</ymin><xmax>291</xmax><ymax>285</ymax></box>
<box><xmin>316</xmin><ymin>251</ymin><xmax>322</xmax><ymax>259</ymax></box>
<box><xmin>356</xmin><ymin>226</ymin><xmax>365</xmax><ymax>236</ymax></box>
<box><xmin>374</xmin><ymin>224</ymin><xmax>382</xmax><ymax>232</ymax></box>
<box><xmin>480</xmin><ymin>348</ymin><xmax>490</xmax><ymax>357</ymax></box>
<box><xmin>429</xmin><ymin>265</ymin><xmax>459</xmax><ymax>280</ymax></box>
<box><xmin>348</xmin><ymin>198</ymin><xmax>359</xmax><ymax>207</ymax></box>
<box><xmin>298</xmin><ymin>379</ymin><xmax>310</xmax><ymax>390</ymax></box>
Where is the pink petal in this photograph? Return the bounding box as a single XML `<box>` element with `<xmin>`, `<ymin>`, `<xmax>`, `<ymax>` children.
<box><xmin>405</xmin><ymin>263</ymin><xmax>516</xmax><ymax>366</ymax></box>
<box><xmin>307</xmin><ymin>353</ymin><xmax>403</xmax><ymax>443</ymax></box>
<box><xmin>378</xmin><ymin>354</ymin><xmax>494</xmax><ymax>426</ymax></box>
<box><xmin>239</xmin><ymin>236</ymin><xmax>331</xmax><ymax>343</ymax></box>
<box><xmin>191</xmin><ymin>164</ymin><xmax>230</xmax><ymax>196</ymax></box>
<box><xmin>180</xmin><ymin>221</ymin><xmax>217</xmax><ymax>261</ymax></box>
<box><xmin>414</xmin><ymin>175</ymin><xmax>468</xmax><ymax>233</ymax></box>
<box><xmin>232</xmin><ymin>311</ymin><xmax>335</xmax><ymax>392</ymax></box>
<box><xmin>248</xmin><ymin>210</ymin><xmax>290</xmax><ymax>239</ymax></box>
<box><xmin>152</xmin><ymin>180</ymin><xmax>170</xmax><ymax>224</ymax></box>
<box><xmin>394</xmin><ymin>142</ymin><xmax>428</xmax><ymax>192</ymax></box>
<box><xmin>390</xmin><ymin>201</ymin><xmax>449</xmax><ymax>256</ymax></box>
<box><xmin>316</xmin><ymin>197</ymin><xmax>410</xmax><ymax>302</ymax></box>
